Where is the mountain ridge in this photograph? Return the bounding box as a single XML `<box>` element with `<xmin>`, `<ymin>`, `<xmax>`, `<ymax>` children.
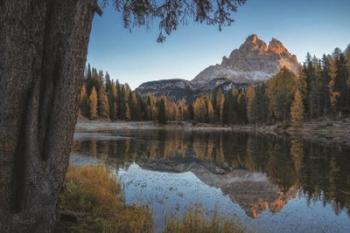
<box><xmin>136</xmin><ymin>34</ymin><xmax>300</xmax><ymax>100</ymax></box>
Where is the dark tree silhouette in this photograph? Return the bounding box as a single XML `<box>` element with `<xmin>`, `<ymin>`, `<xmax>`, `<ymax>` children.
<box><xmin>158</xmin><ymin>98</ymin><xmax>168</xmax><ymax>124</ymax></box>
<box><xmin>106</xmin><ymin>0</ymin><xmax>247</xmax><ymax>42</ymax></box>
<box><xmin>0</xmin><ymin>1</ymin><xmax>246</xmax><ymax>232</ymax></box>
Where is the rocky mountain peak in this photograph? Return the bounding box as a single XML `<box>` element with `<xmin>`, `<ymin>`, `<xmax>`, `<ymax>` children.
<box><xmin>209</xmin><ymin>34</ymin><xmax>300</xmax><ymax>82</ymax></box>
<box><xmin>240</xmin><ymin>34</ymin><xmax>268</xmax><ymax>52</ymax></box>
<box><xmin>136</xmin><ymin>34</ymin><xmax>300</xmax><ymax>99</ymax></box>
<box><xmin>268</xmin><ymin>38</ymin><xmax>288</xmax><ymax>55</ymax></box>
<box><xmin>246</xmin><ymin>34</ymin><xmax>258</xmax><ymax>42</ymax></box>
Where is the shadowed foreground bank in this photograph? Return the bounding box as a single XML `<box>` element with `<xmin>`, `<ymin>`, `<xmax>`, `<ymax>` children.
<box><xmin>56</xmin><ymin>166</ymin><xmax>246</xmax><ymax>233</ymax></box>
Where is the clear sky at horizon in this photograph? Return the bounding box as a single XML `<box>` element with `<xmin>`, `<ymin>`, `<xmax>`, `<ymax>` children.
<box><xmin>87</xmin><ymin>0</ymin><xmax>350</xmax><ymax>89</ymax></box>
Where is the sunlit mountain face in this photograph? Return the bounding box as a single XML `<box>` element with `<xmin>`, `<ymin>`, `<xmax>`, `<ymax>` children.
<box><xmin>72</xmin><ymin>130</ymin><xmax>350</xmax><ymax>233</ymax></box>
<box><xmin>135</xmin><ymin>34</ymin><xmax>300</xmax><ymax>100</ymax></box>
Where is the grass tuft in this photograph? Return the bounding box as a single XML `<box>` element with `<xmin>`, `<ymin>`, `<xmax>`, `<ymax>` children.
<box><xmin>57</xmin><ymin>165</ymin><xmax>152</xmax><ymax>233</ymax></box>
<box><xmin>164</xmin><ymin>208</ymin><xmax>246</xmax><ymax>233</ymax></box>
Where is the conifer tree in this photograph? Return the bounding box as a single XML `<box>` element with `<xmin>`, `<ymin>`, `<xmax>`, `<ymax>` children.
<box><xmin>79</xmin><ymin>85</ymin><xmax>88</xmax><ymax>118</ymax></box>
<box><xmin>214</xmin><ymin>90</ymin><xmax>225</xmax><ymax>123</ymax></box>
<box><xmin>104</xmin><ymin>72</ymin><xmax>116</xmax><ymax>120</ymax></box>
<box><xmin>165</xmin><ymin>99</ymin><xmax>177</xmax><ymax>121</ymax></box>
<box><xmin>334</xmin><ymin>51</ymin><xmax>349</xmax><ymax>114</ymax></box>
<box><xmin>129</xmin><ymin>92</ymin><xmax>142</xmax><ymax>121</ymax></box>
<box><xmin>223</xmin><ymin>90</ymin><xmax>237</xmax><ymax>124</ymax></box>
<box><xmin>246</xmin><ymin>85</ymin><xmax>257</xmax><ymax>124</ymax></box>
<box><xmin>193</xmin><ymin>97</ymin><xmax>207</xmax><ymax>122</ymax></box>
<box><xmin>237</xmin><ymin>91</ymin><xmax>247</xmax><ymax>124</ymax></box>
<box><xmin>89</xmin><ymin>87</ymin><xmax>98</xmax><ymax>120</ymax></box>
<box><xmin>115</xmin><ymin>80</ymin><xmax>121</xmax><ymax>119</ymax></box>
<box><xmin>177</xmin><ymin>99</ymin><xmax>188</xmax><ymax>121</ymax></box>
<box><xmin>105</xmin><ymin>72</ymin><xmax>112</xmax><ymax>92</ymax></box>
<box><xmin>146</xmin><ymin>95</ymin><xmax>157</xmax><ymax>121</ymax></box>
<box><xmin>291</xmin><ymin>89</ymin><xmax>304</xmax><ymax>126</ymax></box>
<box><xmin>346</xmin><ymin>47</ymin><xmax>350</xmax><ymax>111</ymax></box>
<box><xmin>97</xmin><ymin>70</ymin><xmax>104</xmax><ymax>90</ymax></box>
<box><xmin>158</xmin><ymin>98</ymin><xmax>167</xmax><ymax>124</ymax></box>
<box><xmin>207</xmin><ymin>99</ymin><xmax>215</xmax><ymax>123</ymax></box>
<box><xmin>137</xmin><ymin>94</ymin><xmax>147</xmax><ymax>120</ymax></box>
<box><xmin>346</xmin><ymin>44</ymin><xmax>350</xmax><ymax>61</ymax></box>
<box><xmin>188</xmin><ymin>104</ymin><xmax>194</xmax><ymax>121</ymax></box>
<box><xmin>304</xmin><ymin>56</ymin><xmax>322</xmax><ymax>119</ymax></box>
<box><xmin>125</xmin><ymin>103</ymin><xmax>131</xmax><ymax>121</ymax></box>
<box><xmin>267</xmin><ymin>68</ymin><xmax>296</xmax><ymax>122</ymax></box>
<box><xmin>97</xmin><ymin>85</ymin><xmax>110</xmax><ymax>118</ymax></box>
<box><xmin>86</xmin><ymin>63</ymin><xmax>93</xmax><ymax>94</ymax></box>
<box><xmin>320</xmin><ymin>55</ymin><xmax>333</xmax><ymax>115</ymax></box>
<box><xmin>256</xmin><ymin>84</ymin><xmax>269</xmax><ymax>123</ymax></box>
<box><xmin>118</xmin><ymin>85</ymin><xmax>127</xmax><ymax>119</ymax></box>
<box><xmin>328</xmin><ymin>56</ymin><xmax>339</xmax><ymax>116</ymax></box>
<box><xmin>109</xmin><ymin>83</ymin><xmax>118</xmax><ymax>120</ymax></box>
<box><xmin>303</xmin><ymin>53</ymin><xmax>313</xmax><ymax>116</ymax></box>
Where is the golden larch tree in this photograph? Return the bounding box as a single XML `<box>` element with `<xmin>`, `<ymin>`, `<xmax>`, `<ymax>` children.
<box><xmin>89</xmin><ymin>87</ymin><xmax>98</xmax><ymax>120</ymax></box>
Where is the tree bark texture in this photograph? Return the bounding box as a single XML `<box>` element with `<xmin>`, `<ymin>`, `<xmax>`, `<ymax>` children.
<box><xmin>0</xmin><ymin>0</ymin><xmax>97</xmax><ymax>232</ymax></box>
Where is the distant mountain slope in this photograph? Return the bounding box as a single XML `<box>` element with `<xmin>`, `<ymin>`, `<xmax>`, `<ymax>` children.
<box><xmin>136</xmin><ymin>34</ymin><xmax>300</xmax><ymax>100</ymax></box>
<box><xmin>136</xmin><ymin>79</ymin><xmax>193</xmax><ymax>100</ymax></box>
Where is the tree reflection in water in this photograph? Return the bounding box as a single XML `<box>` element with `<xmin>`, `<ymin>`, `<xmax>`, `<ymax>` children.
<box><xmin>73</xmin><ymin>130</ymin><xmax>350</xmax><ymax>218</ymax></box>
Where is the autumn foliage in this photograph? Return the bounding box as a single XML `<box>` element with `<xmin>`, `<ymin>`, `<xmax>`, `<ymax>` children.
<box><xmin>81</xmin><ymin>46</ymin><xmax>350</xmax><ymax>126</ymax></box>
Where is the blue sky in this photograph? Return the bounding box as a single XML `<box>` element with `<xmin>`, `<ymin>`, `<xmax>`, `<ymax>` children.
<box><xmin>88</xmin><ymin>0</ymin><xmax>350</xmax><ymax>89</ymax></box>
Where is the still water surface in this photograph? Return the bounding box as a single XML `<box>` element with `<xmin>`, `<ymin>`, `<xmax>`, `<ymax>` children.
<box><xmin>72</xmin><ymin>129</ymin><xmax>350</xmax><ymax>233</ymax></box>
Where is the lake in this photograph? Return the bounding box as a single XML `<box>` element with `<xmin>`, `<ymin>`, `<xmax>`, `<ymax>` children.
<box><xmin>71</xmin><ymin>129</ymin><xmax>350</xmax><ymax>233</ymax></box>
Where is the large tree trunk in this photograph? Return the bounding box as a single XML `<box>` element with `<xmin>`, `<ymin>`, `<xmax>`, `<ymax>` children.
<box><xmin>0</xmin><ymin>1</ymin><xmax>99</xmax><ymax>232</ymax></box>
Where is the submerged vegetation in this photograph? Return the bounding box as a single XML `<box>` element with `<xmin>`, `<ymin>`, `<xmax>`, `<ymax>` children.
<box><xmin>57</xmin><ymin>166</ymin><xmax>152</xmax><ymax>233</ymax></box>
<box><xmin>57</xmin><ymin>165</ymin><xmax>247</xmax><ymax>233</ymax></box>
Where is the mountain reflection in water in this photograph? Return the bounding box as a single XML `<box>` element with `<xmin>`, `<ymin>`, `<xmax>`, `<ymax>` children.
<box><xmin>72</xmin><ymin>130</ymin><xmax>350</xmax><ymax>233</ymax></box>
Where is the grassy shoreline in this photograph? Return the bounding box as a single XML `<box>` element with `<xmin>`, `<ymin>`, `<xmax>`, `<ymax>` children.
<box><xmin>57</xmin><ymin>165</ymin><xmax>246</xmax><ymax>233</ymax></box>
<box><xmin>56</xmin><ymin>166</ymin><xmax>153</xmax><ymax>233</ymax></box>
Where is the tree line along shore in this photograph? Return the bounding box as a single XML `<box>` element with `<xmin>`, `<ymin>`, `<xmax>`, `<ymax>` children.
<box><xmin>79</xmin><ymin>46</ymin><xmax>350</xmax><ymax>128</ymax></box>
